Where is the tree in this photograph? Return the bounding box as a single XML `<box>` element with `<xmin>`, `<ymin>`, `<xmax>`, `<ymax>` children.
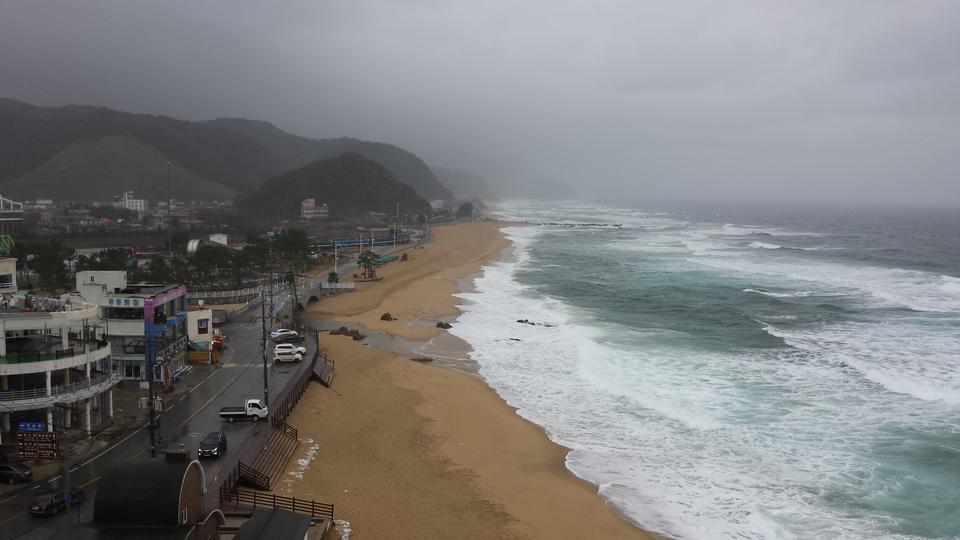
<box><xmin>456</xmin><ymin>202</ymin><xmax>474</xmax><ymax>219</ymax></box>
<box><xmin>357</xmin><ymin>250</ymin><xmax>379</xmax><ymax>280</ymax></box>
<box><xmin>24</xmin><ymin>240</ymin><xmax>75</xmax><ymax>291</ymax></box>
<box><xmin>327</xmin><ymin>271</ymin><xmax>339</xmax><ymax>284</ymax></box>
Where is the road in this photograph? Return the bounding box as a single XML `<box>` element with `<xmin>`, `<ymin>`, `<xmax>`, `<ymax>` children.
<box><xmin>0</xmin><ymin>295</ymin><xmax>310</xmax><ymax>539</ymax></box>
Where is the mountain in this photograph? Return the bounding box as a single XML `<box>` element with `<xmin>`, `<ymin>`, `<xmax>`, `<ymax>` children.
<box><xmin>204</xmin><ymin>118</ymin><xmax>453</xmax><ymax>201</ymax></box>
<box><xmin>432</xmin><ymin>166</ymin><xmax>495</xmax><ymax>200</ymax></box>
<box><xmin>243</xmin><ymin>153</ymin><xmax>431</xmax><ymax>220</ymax></box>
<box><xmin>0</xmin><ymin>98</ymin><xmax>452</xmax><ymax>202</ymax></box>
<box><xmin>0</xmin><ymin>98</ymin><xmax>276</xmax><ymax>197</ymax></box>
<box><xmin>2</xmin><ymin>136</ymin><xmax>235</xmax><ymax>203</ymax></box>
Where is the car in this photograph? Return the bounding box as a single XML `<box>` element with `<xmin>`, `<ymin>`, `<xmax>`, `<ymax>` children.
<box><xmin>269</xmin><ymin>328</ymin><xmax>296</xmax><ymax>338</ymax></box>
<box><xmin>28</xmin><ymin>490</ymin><xmax>84</xmax><ymax>516</ymax></box>
<box><xmin>273</xmin><ymin>332</ymin><xmax>301</xmax><ymax>344</ymax></box>
<box><xmin>0</xmin><ymin>463</ymin><xmax>33</xmax><ymax>484</ymax></box>
<box><xmin>197</xmin><ymin>431</ymin><xmax>227</xmax><ymax>459</ymax></box>
<box><xmin>274</xmin><ymin>343</ymin><xmax>307</xmax><ymax>355</ymax></box>
<box><xmin>273</xmin><ymin>349</ymin><xmax>303</xmax><ymax>363</ymax></box>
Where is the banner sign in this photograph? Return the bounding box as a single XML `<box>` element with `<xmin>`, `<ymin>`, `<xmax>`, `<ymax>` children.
<box><xmin>17</xmin><ymin>432</ymin><xmax>60</xmax><ymax>459</ymax></box>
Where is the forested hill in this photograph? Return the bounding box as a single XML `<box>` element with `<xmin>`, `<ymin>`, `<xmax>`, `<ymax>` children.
<box><xmin>0</xmin><ymin>98</ymin><xmax>451</xmax><ymax>202</ymax></box>
<box><xmin>204</xmin><ymin>118</ymin><xmax>453</xmax><ymax>200</ymax></box>
<box><xmin>243</xmin><ymin>153</ymin><xmax>431</xmax><ymax>220</ymax></box>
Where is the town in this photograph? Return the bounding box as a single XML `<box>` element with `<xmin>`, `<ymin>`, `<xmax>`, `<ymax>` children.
<box><xmin>0</xmin><ymin>189</ymin><xmax>477</xmax><ymax>539</ymax></box>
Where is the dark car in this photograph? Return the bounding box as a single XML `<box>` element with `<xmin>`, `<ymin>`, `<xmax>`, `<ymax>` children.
<box><xmin>28</xmin><ymin>490</ymin><xmax>84</xmax><ymax>516</ymax></box>
<box><xmin>197</xmin><ymin>431</ymin><xmax>227</xmax><ymax>459</ymax></box>
<box><xmin>0</xmin><ymin>463</ymin><xmax>33</xmax><ymax>484</ymax></box>
<box><xmin>273</xmin><ymin>332</ymin><xmax>301</xmax><ymax>344</ymax></box>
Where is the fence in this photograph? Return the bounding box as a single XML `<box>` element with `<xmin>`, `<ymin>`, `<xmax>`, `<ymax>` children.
<box><xmin>219</xmin><ymin>487</ymin><xmax>334</xmax><ymax>521</ymax></box>
<box><xmin>0</xmin><ymin>340</ymin><xmax>109</xmax><ymax>365</ymax></box>
<box><xmin>0</xmin><ymin>372</ymin><xmax>122</xmax><ymax>404</ymax></box>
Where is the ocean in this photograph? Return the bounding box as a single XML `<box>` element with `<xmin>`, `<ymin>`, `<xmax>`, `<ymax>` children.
<box><xmin>448</xmin><ymin>200</ymin><xmax>960</xmax><ymax>540</ymax></box>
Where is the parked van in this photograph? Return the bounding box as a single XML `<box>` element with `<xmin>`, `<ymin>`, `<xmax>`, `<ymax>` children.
<box><xmin>273</xmin><ymin>349</ymin><xmax>303</xmax><ymax>363</ymax></box>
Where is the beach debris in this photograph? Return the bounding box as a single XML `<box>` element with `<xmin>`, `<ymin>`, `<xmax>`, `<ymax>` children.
<box><xmin>509</xmin><ymin>338</ymin><xmax>522</xmax><ymax>341</ymax></box>
<box><xmin>411</xmin><ymin>357</ymin><xmax>434</xmax><ymax>363</ymax></box>
<box><xmin>380</xmin><ymin>312</ymin><xmax>394</xmax><ymax>321</ymax></box>
<box><xmin>329</xmin><ymin>326</ymin><xmax>366</xmax><ymax>341</ymax></box>
<box><xmin>435</xmin><ymin>321</ymin><xmax>453</xmax><ymax>329</ymax></box>
<box><xmin>401</xmin><ymin>253</ymin><xmax>409</xmax><ymax>261</ymax></box>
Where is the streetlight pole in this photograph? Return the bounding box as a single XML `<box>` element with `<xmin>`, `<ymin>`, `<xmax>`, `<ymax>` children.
<box><xmin>260</xmin><ymin>291</ymin><xmax>269</xmax><ymax>406</ymax></box>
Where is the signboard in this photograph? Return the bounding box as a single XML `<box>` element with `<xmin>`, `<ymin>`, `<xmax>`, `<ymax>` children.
<box><xmin>17</xmin><ymin>432</ymin><xmax>59</xmax><ymax>459</ymax></box>
<box><xmin>17</xmin><ymin>421</ymin><xmax>46</xmax><ymax>433</ymax></box>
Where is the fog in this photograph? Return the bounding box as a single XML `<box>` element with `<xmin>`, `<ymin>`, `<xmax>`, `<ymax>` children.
<box><xmin>2</xmin><ymin>1</ymin><xmax>958</xmax><ymax>206</ymax></box>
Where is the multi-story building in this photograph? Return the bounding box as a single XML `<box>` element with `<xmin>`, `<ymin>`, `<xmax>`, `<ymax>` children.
<box><xmin>115</xmin><ymin>191</ymin><xmax>148</xmax><ymax>216</ymax></box>
<box><xmin>73</xmin><ymin>271</ymin><xmax>188</xmax><ymax>384</ymax></box>
<box><xmin>1</xmin><ymin>264</ymin><xmax>118</xmax><ymax>442</ymax></box>
<box><xmin>0</xmin><ymin>195</ymin><xmax>24</xmax><ymax>235</ymax></box>
<box><xmin>300</xmin><ymin>198</ymin><xmax>329</xmax><ymax>220</ymax></box>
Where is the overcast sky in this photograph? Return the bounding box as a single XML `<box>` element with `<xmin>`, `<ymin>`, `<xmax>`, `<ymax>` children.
<box><xmin>1</xmin><ymin>1</ymin><xmax>958</xmax><ymax>206</ymax></box>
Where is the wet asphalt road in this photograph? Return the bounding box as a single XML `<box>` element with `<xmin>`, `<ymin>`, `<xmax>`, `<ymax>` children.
<box><xmin>0</xmin><ymin>295</ymin><xmax>310</xmax><ymax>539</ymax></box>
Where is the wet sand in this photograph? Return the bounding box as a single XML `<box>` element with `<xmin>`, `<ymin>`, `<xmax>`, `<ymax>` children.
<box><xmin>281</xmin><ymin>221</ymin><xmax>655</xmax><ymax>539</ymax></box>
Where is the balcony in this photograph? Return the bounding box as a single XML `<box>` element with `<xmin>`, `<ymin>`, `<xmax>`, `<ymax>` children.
<box><xmin>0</xmin><ymin>372</ymin><xmax>122</xmax><ymax>411</ymax></box>
<box><xmin>0</xmin><ymin>340</ymin><xmax>111</xmax><ymax>376</ymax></box>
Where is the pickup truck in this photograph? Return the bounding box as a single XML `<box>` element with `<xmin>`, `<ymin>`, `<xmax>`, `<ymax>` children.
<box><xmin>219</xmin><ymin>399</ymin><xmax>268</xmax><ymax>423</ymax></box>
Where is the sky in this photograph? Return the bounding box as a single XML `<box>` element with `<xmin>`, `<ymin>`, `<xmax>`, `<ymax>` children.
<box><xmin>1</xmin><ymin>1</ymin><xmax>959</xmax><ymax>206</ymax></box>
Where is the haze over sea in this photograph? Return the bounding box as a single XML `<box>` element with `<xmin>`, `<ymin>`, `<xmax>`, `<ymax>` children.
<box><xmin>450</xmin><ymin>200</ymin><xmax>960</xmax><ymax>540</ymax></box>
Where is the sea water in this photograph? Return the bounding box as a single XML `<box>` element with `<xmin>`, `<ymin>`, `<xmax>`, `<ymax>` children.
<box><xmin>448</xmin><ymin>200</ymin><xmax>960</xmax><ymax>540</ymax></box>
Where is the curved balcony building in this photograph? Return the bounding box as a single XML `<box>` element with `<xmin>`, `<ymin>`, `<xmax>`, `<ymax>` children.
<box><xmin>1</xmin><ymin>298</ymin><xmax>118</xmax><ymax>447</ymax></box>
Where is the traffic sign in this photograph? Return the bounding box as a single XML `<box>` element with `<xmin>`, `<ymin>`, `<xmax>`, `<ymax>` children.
<box><xmin>17</xmin><ymin>421</ymin><xmax>45</xmax><ymax>433</ymax></box>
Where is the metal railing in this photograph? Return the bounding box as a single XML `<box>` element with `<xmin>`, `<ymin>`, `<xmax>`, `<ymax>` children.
<box><xmin>0</xmin><ymin>372</ymin><xmax>122</xmax><ymax>404</ymax></box>
<box><xmin>0</xmin><ymin>340</ymin><xmax>109</xmax><ymax>365</ymax></box>
<box><xmin>220</xmin><ymin>487</ymin><xmax>334</xmax><ymax>520</ymax></box>
<box><xmin>237</xmin><ymin>462</ymin><xmax>270</xmax><ymax>491</ymax></box>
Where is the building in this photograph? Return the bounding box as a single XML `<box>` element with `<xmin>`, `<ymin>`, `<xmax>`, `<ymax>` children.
<box><xmin>54</xmin><ymin>455</ymin><xmax>225</xmax><ymax>540</ymax></box>
<box><xmin>73</xmin><ymin>271</ymin><xmax>188</xmax><ymax>383</ymax></box>
<box><xmin>187</xmin><ymin>308</ymin><xmax>213</xmax><ymax>349</ymax></box>
<box><xmin>0</xmin><ymin>257</ymin><xmax>15</xmax><ymax>295</ymax></box>
<box><xmin>208</xmin><ymin>233</ymin><xmax>228</xmax><ymax>246</ymax></box>
<box><xmin>0</xmin><ymin>195</ymin><xmax>24</xmax><ymax>235</ymax></box>
<box><xmin>1</xmin><ymin>268</ymin><xmax>117</xmax><ymax>444</ymax></box>
<box><xmin>300</xmin><ymin>198</ymin><xmax>329</xmax><ymax>221</ymax></box>
<box><xmin>115</xmin><ymin>191</ymin><xmax>147</xmax><ymax>216</ymax></box>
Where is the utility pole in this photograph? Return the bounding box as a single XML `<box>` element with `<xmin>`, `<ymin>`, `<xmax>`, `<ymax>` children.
<box><xmin>145</xmin><ymin>318</ymin><xmax>158</xmax><ymax>457</ymax></box>
<box><xmin>260</xmin><ymin>291</ymin><xmax>269</xmax><ymax>406</ymax></box>
<box><xmin>291</xmin><ymin>272</ymin><xmax>299</xmax><ymax>330</ymax></box>
<box><xmin>166</xmin><ymin>161</ymin><xmax>172</xmax><ymax>256</ymax></box>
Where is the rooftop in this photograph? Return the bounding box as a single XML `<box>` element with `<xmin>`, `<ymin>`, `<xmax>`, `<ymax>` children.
<box><xmin>110</xmin><ymin>283</ymin><xmax>182</xmax><ymax>298</ymax></box>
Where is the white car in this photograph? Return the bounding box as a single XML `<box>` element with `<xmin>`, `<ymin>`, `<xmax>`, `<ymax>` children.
<box><xmin>273</xmin><ymin>349</ymin><xmax>303</xmax><ymax>363</ymax></box>
<box><xmin>269</xmin><ymin>328</ymin><xmax>295</xmax><ymax>338</ymax></box>
<box><xmin>274</xmin><ymin>343</ymin><xmax>307</xmax><ymax>356</ymax></box>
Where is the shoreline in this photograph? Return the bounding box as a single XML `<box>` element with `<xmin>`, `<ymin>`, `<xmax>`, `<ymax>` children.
<box><xmin>284</xmin><ymin>221</ymin><xmax>656</xmax><ymax>539</ymax></box>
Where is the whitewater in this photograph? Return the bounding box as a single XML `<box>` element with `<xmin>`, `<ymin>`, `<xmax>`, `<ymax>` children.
<box><xmin>449</xmin><ymin>201</ymin><xmax>960</xmax><ymax>540</ymax></box>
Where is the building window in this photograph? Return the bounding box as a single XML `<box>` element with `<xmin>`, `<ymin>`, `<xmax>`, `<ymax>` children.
<box><xmin>198</xmin><ymin>319</ymin><xmax>209</xmax><ymax>334</ymax></box>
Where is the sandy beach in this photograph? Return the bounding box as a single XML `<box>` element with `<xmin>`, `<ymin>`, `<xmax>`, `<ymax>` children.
<box><xmin>282</xmin><ymin>221</ymin><xmax>655</xmax><ymax>539</ymax></box>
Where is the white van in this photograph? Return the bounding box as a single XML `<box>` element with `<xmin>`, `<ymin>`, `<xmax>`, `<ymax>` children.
<box><xmin>273</xmin><ymin>349</ymin><xmax>303</xmax><ymax>363</ymax></box>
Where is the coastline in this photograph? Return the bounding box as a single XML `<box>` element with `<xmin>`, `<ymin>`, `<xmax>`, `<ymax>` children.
<box><xmin>284</xmin><ymin>221</ymin><xmax>656</xmax><ymax>539</ymax></box>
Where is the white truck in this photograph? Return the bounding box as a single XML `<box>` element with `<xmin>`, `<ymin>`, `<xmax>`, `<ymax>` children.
<box><xmin>219</xmin><ymin>399</ymin><xmax>268</xmax><ymax>423</ymax></box>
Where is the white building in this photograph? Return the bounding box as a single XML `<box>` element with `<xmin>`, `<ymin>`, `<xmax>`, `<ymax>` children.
<box><xmin>208</xmin><ymin>233</ymin><xmax>228</xmax><ymax>246</ymax></box>
<box><xmin>1</xmin><ymin>265</ymin><xmax>117</xmax><ymax>441</ymax></box>
<box><xmin>73</xmin><ymin>271</ymin><xmax>188</xmax><ymax>383</ymax></box>
<box><xmin>115</xmin><ymin>191</ymin><xmax>147</xmax><ymax>215</ymax></box>
<box><xmin>300</xmin><ymin>198</ymin><xmax>329</xmax><ymax>220</ymax></box>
